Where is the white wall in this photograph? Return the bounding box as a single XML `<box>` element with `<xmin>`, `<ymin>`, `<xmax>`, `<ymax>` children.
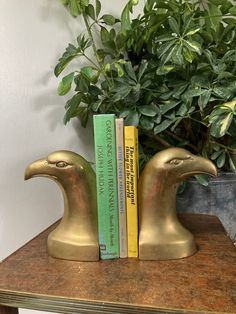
<box><xmin>0</xmin><ymin>0</ymin><xmax>92</xmax><ymax>261</ymax></box>
<box><xmin>0</xmin><ymin>1</ymin><xmax>143</xmax><ymax>314</ymax></box>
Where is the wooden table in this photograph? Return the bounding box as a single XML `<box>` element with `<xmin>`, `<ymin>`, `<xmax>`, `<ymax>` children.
<box><xmin>0</xmin><ymin>214</ymin><xmax>235</xmax><ymax>314</ymax></box>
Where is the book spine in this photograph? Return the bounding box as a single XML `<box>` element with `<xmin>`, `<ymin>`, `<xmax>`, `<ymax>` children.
<box><xmin>93</xmin><ymin>114</ymin><xmax>119</xmax><ymax>259</ymax></box>
<box><xmin>115</xmin><ymin>118</ymin><xmax>128</xmax><ymax>258</ymax></box>
<box><xmin>124</xmin><ymin>126</ymin><xmax>139</xmax><ymax>258</ymax></box>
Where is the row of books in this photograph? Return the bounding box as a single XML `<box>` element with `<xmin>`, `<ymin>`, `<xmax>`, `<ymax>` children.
<box><xmin>93</xmin><ymin>114</ymin><xmax>139</xmax><ymax>259</ymax></box>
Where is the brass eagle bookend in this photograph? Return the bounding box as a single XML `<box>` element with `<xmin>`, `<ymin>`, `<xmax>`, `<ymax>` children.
<box><xmin>25</xmin><ymin>150</ymin><xmax>99</xmax><ymax>261</ymax></box>
<box><xmin>138</xmin><ymin>148</ymin><xmax>217</xmax><ymax>260</ymax></box>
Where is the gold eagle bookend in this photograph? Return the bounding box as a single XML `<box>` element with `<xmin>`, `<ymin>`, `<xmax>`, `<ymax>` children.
<box><xmin>138</xmin><ymin>148</ymin><xmax>217</xmax><ymax>260</ymax></box>
<box><xmin>25</xmin><ymin>150</ymin><xmax>99</xmax><ymax>261</ymax></box>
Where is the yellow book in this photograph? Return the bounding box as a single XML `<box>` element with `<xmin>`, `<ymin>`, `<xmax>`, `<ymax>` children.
<box><xmin>124</xmin><ymin>126</ymin><xmax>139</xmax><ymax>257</ymax></box>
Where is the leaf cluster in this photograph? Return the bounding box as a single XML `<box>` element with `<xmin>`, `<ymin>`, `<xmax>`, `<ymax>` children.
<box><xmin>55</xmin><ymin>0</ymin><xmax>236</xmax><ymax>173</ymax></box>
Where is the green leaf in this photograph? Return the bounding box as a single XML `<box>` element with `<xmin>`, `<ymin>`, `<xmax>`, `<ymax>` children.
<box><xmin>92</xmin><ymin>99</ymin><xmax>103</xmax><ymax>112</ymax></box>
<box><xmin>172</xmin><ymin>44</ymin><xmax>184</xmax><ymax>65</ymax></box>
<box><xmin>188</xmin><ymin>106</ymin><xmax>195</xmax><ymax>114</ymax></box>
<box><xmin>168</xmin><ymin>17</ymin><xmax>180</xmax><ymax>35</ymax></box>
<box><xmin>217</xmin><ymin>72</ymin><xmax>234</xmax><ymax>81</ymax></box>
<box><xmin>80</xmin><ymin>66</ymin><xmax>99</xmax><ymax>83</ymax></box>
<box><xmin>81</xmin><ymin>0</ymin><xmax>89</xmax><ymax>7</ymax></box>
<box><xmin>100</xmin><ymin>27</ymin><xmax>110</xmax><ymax>43</ymax></box>
<box><xmin>95</xmin><ymin>0</ymin><xmax>101</xmax><ymax>17</ymax></box>
<box><xmin>222</xmin><ymin>50</ymin><xmax>236</xmax><ymax>62</ymax></box>
<box><xmin>154</xmin><ymin>119</ymin><xmax>173</xmax><ymax>134</ymax></box>
<box><xmin>229</xmin><ymin>155</ymin><xmax>236</xmax><ymax>172</ymax></box>
<box><xmin>156</xmin><ymin>65</ymin><xmax>174</xmax><ymax>75</ymax></box>
<box><xmin>85</xmin><ymin>4</ymin><xmax>95</xmax><ymax>20</ymax></box>
<box><xmin>216</xmin><ymin>152</ymin><xmax>226</xmax><ymax>168</ymax></box>
<box><xmin>224</xmin><ymin>99</ymin><xmax>236</xmax><ymax>111</ymax></box>
<box><xmin>120</xmin><ymin>109</ymin><xmax>131</xmax><ymax>118</ymax></box>
<box><xmin>54</xmin><ymin>44</ymin><xmax>79</xmax><ymax>77</ymax></box>
<box><xmin>184</xmin><ymin>39</ymin><xmax>201</xmax><ymax>55</ymax></box>
<box><xmin>210</xmin><ymin>112</ymin><xmax>233</xmax><ymax>137</ymax></box>
<box><xmin>208</xmin><ymin>4</ymin><xmax>222</xmax><ymax>32</ymax></box>
<box><xmin>184</xmin><ymin>87</ymin><xmax>206</xmax><ymax>98</ymax></box>
<box><xmin>153</xmin><ymin>113</ymin><xmax>161</xmax><ymax>124</ymax></box>
<box><xmin>102</xmin><ymin>14</ymin><xmax>116</xmax><ymax>25</ymax></box>
<box><xmin>183</xmin><ymin>46</ymin><xmax>194</xmax><ymax>63</ymax></box>
<box><xmin>125</xmin><ymin>62</ymin><xmax>137</xmax><ymax>81</ymax></box>
<box><xmin>211</xmin><ymin>150</ymin><xmax>223</xmax><ymax>160</ymax></box>
<box><xmin>229</xmin><ymin>6</ymin><xmax>236</xmax><ymax>16</ymax></box>
<box><xmin>194</xmin><ymin>175</ymin><xmax>209</xmax><ymax>186</ymax></box>
<box><xmin>176</xmin><ymin>103</ymin><xmax>188</xmax><ymax>116</ymax></box>
<box><xmin>57</xmin><ymin>72</ymin><xmax>74</xmax><ymax>96</ymax></box>
<box><xmin>121</xmin><ymin>3</ymin><xmax>132</xmax><ymax>34</ymax></box>
<box><xmin>161</xmin><ymin>45</ymin><xmax>177</xmax><ymax>65</ymax></box>
<box><xmin>111</xmin><ymin>85</ymin><xmax>132</xmax><ymax>102</ymax></box>
<box><xmin>64</xmin><ymin>93</ymin><xmax>82</xmax><ymax>124</ymax></box>
<box><xmin>125</xmin><ymin>111</ymin><xmax>139</xmax><ymax>126</ymax></box>
<box><xmin>198</xmin><ymin>90</ymin><xmax>212</xmax><ymax>110</ymax></box>
<box><xmin>139</xmin><ymin>104</ymin><xmax>157</xmax><ymax>117</ymax></box>
<box><xmin>138</xmin><ymin>61</ymin><xmax>148</xmax><ymax>81</ymax></box>
<box><xmin>224</xmin><ymin>17</ymin><xmax>236</xmax><ymax>25</ymax></box>
<box><xmin>209</xmin><ymin>107</ymin><xmax>231</xmax><ymax>123</ymax></box>
<box><xmin>75</xmin><ymin>74</ymin><xmax>90</xmax><ymax>92</ymax></box>
<box><xmin>140</xmin><ymin>116</ymin><xmax>154</xmax><ymax>130</ymax></box>
<box><xmin>116</xmin><ymin>32</ymin><xmax>126</xmax><ymax>49</ymax></box>
<box><xmin>172</xmin><ymin>82</ymin><xmax>189</xmax><ymax>98</ymax></box>
<box><xmin>114</xmin><ymin>63</ymin><xmax>124</xmax><ymax>77</ymax></box>
<box><xmin>155</xmin><ymin>34</ymin><xmax>175</xmax><ymax>42</ymax></box>
<box><xmin>171</xmin><ymin>117</ymin><xmax>182</xmax><ymax>131</ymax></box>
<box><xmin>88</xmin><ymin>85</ymin><xmax>102</xmax><ymax>97</ymax></box>
<box><xmin>159</xmin><ymin>101</ymin><xmax>180</xmax><ymax>114</ymax></box>
<box><xmin>157</xmin><ymin>40</ymin><xmax>175</xmax><ymax>59</ymax></box>
<box><xmin>209</xmin><ymin>0</ymin><xmax>225</xmax><ymax>5</ymax></box>
<box><xmin>201</xmin><ymin>30</ymin><xmax>213</xmax><ymax>43</ymax></box>
<box><xmin>184</xmin><ymin>26</ymin><xmax>201</xmax><ymax>37</ymax></box>
<box><xmin>69</xmin><ymin>0</ymin><xmax>81</xmax><ymax>16</ymax></box>
<box><xmin>96</xmin><ymin>49</ymin><xmax>106</xmax><ymax>62</ymax></box>
<box><xmin>212</xmin><ymin>87</ymin><xmax>232</xmax><ymax>99</ymax></box>
<box><xmin>77</xmin><ymin>35</ymin><xmax>91</xmax><ymax>51</ymax></box>
<box><xmin>79</xmin><ymin>106</ymin><xmax>89</xmax><ymax>127</ymax></box>
<box><xmin>65</xmin><ymin>0</ymin><xmax>89</xmax><ymax>16</ymax></box>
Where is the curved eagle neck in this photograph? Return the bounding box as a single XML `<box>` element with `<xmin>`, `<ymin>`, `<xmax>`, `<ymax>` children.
<box><xmin>56</xmin><ymin>178</ymin><xmax>95</xmax><ymax>233</ymax></box>
<box><xmin>140</xmin><ymin>172</ymin><xmax>179</xmax><ymax>228</ymax></box>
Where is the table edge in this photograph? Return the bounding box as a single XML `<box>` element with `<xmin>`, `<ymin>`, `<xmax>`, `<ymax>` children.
<box><xmin>0</xmin><ymin>290</ymin><xmax>231</xmax><ymax>314</ymax></box>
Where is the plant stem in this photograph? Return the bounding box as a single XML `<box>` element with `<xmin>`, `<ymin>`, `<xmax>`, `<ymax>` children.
<box><xmin>187</xmin><ymin>116</ymin><xmax>208</xmax><ymax>126</ymax></box>
<box><xmin>210</xmin><ymin>141</ymin><xmax>236</xmax><ymax>152</ymax></box>
<box><xmin>82</xmin><ymin>13</ymin><xmax>112</xmax><ymax>86</ymax></box>
<box><xmin>82</xmin><ymin>53</ymin><xmax>100</xmax><ymax>69</ymax></box>
<box><xmin>140</xmin><ymin>127</ymin><xmax>172</xmax><ymax>148</ymax></box>
<box><xmin>165</xmin><ymin>130</ymin><xmax>198</xmax><ymax>152</ymax></box>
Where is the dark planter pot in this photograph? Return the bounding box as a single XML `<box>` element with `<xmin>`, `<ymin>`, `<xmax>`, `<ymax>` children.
<box><xmin>177</xmin><ymin>172</ymin><xmax>236</xmax><ymax>242</ymax></box>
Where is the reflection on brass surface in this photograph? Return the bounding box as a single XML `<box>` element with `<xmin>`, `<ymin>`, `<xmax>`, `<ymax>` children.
<box><xmin>25</xmin><ymin>150</ymin><xmax>99</xmax><ymax>261</ymax></box>
<box><xmin>138</xmin><ymin>148</ymin><xmax>217</xmax><ymax>260</ymax></box>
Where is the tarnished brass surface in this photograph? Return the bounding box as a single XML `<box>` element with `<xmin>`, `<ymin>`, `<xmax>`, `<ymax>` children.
<box><xmin>25</xmin><ymin>150</ymin><xmax>99</xmax><ymax>261</ymax></box>
<box><xmin>138</xmin><ymin>148</ymin><xmax>217</xmax><ymax>260</ymax></box>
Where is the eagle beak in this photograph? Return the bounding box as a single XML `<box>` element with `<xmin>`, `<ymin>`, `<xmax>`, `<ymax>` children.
<box><xmin>24</xmin><ymin>158</ymin><xmax>48</xmax><ymax>180</ymax></box>
<box><xmin>181</xmin><ymin>156</ymin><xmax>218</xmax><ymax>179</ymax></box>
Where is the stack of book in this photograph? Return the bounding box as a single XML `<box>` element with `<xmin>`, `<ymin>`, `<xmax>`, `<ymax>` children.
<box><xmin>93</xmin><ymin>114</ymin><xmax>139</xmax><ymax>259</ymax></box>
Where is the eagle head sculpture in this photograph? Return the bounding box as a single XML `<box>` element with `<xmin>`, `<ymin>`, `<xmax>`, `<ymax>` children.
<box><xmin>138</xmin><ymin>147</ymin><xmax>217</xmax><ymax>260</ymax></box>
<box><xmin>25</xmin><ymin>150</ymin><xmax>99</xmax><ymax>261</ymax></box>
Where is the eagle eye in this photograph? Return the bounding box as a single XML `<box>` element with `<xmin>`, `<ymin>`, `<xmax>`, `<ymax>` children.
<box><xmin>56</xmin><ymin>161</ymin><xmax>68</xmax><ymax>168</ymax></box>
<box><xmin>169</xmin><ymin>159</ymin><xmax>182</xmax><ymax>166</ymax></box>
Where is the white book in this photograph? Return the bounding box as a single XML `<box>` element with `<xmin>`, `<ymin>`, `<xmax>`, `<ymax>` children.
<box><xmin>116</xmin><ymin>118</ymin><xmax>128</xmax><ymax>258</ymax></box>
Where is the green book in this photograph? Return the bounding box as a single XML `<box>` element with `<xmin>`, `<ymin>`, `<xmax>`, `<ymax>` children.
<box><xmin>93</xmin><ymin>114</ymin><xmax>119</xmax><ymax>259</ymax></box>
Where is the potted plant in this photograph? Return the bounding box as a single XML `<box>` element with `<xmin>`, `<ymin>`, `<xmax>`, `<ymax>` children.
<box><xmin>55</xmin><ymin>0</ymin><xmax>236</xmax><ymax>240</ymax></box>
